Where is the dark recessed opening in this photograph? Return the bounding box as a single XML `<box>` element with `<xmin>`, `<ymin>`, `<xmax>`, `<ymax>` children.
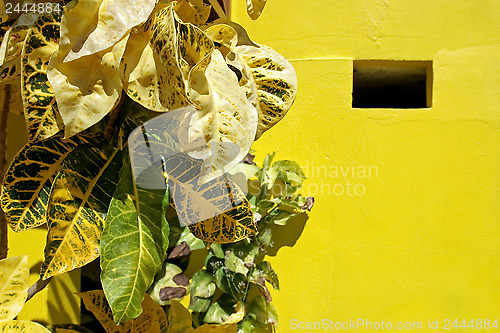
<box><xmin>352</xmin><ymin>60</ymin><xmax>432</xmax><ymax>109</ymax></box>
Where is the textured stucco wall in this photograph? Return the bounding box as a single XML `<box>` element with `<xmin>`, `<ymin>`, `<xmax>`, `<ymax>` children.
<box><xmin>232</xmin><ymin>0</ymin><xmax>500</xmax><ymax>331</ymax></box>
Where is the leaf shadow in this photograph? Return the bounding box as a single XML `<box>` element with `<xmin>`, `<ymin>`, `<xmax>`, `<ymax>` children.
<box><xmin>265</xmin><ymin>213</ymin><xmax>309</xmax><ymax>257</ymax></box>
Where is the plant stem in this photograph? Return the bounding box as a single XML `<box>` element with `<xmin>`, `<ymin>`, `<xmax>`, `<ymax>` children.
<box><xmin>27</xmin><ymin>277</ymin><xmax>52</xmax><ymax>301</ymax></box>
<box><xmin>208</xmin><ymin>0</ymin><xmax>228</xmax><ymax>21</ymax></box>
<box><xmin>104</xmin><ymin>93</ymin><xmax>125</xmax><ymax>142</ymax></box>
<box><xmin>0</xmin><ymin>84</ymin><xmax>11</xmax><ymax>260</ymax></box>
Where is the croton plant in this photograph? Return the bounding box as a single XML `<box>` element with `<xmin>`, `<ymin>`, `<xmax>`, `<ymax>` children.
<box><xmin>0</xmin><ymin>0</ymin><xmax>313</xmax><ymax>332</ymax></box>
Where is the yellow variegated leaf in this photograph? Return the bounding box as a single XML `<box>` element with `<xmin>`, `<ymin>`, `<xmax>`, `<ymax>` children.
<box><xmin>79</xmin><ymin>290</ymin><xmax>166</xmax><ymax>333</ymax></box>
<box><xmin>47</xmin><ymin>34</ymin><xmax>128</xmax><ymax>138</ymax></box>
<box><xmin>0</xmin><ymin>256</ymin><xmax>29</xmax><ymax>321</ymax></box>
<box><xmin>234</xmin><ymin>44</ymin><xmax>297</xmax><ymax>139</ymax></box>
<box><xmin>21</xmin><ymin>11</ymin><xmax>63</xmax><ymax>142</ymax></box>
<box><xmin>167</xmin><ymin>300</ymin><xmax>193</xmax><ymax>332</ymax></box>
<box><xmin>121</xmin><ymin>30</ymin><xmax>166</xmax><ymax>112</ymax></box>
<box><xmin>182</xmin><ymin>49</ymin><xmax>258</xmax><ymax>184</ymax></box>
<box><xmin>174</xmin><ymin>0</ymin><xmax>212</xmax><ymax>26</ymax></box>
<box><xmin>0</xmin><ymin>320</ymin><xmax>51</xmax><ymax>332</ymax></box>
<box><xmin>58</xmin><ymin>0</ymin><xmax>156</xmax><ymax>62</ymax></box>
<box><xmin>41</xmin><ymin>143</ymin><xmax>122</xmax><ymax>278</ymax></box>
<box><xmin>0</xmin><ymin>12</ymin><xmax>38</xmax><ymax>83</ymax></box>
<box><xmin>1</xmin><ymin>134</ymin><xmax>99</xmax><ymax>232</ymax></box>
<box><xmin>205</xmin><ymin>24</ymin><xmax>260</xmax><ymax>111</ymax></box>
<box><xmin>128</xmin><ymin>4</ymin><xmax>213</xmax><ymax>111</ymax></box>
<box><xmin>163</xmin><ymin>153</ymin><xmax>257</xmax><ymax>243</ymax></box>
<box><xmin>245</xmin><ymin>0</ymin><xmax>267</xmax><ymax>20</ymax></box>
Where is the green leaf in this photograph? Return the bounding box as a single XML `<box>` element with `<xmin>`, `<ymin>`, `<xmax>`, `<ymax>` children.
<box><xmin>0</xmin><ymin>256</ymin><xmax>29</xmax><ymax>321</ymax></box>
<box><xmin>149</xmin><ymin>263</ymin><xmax>186</xmax><ymax>306</ymax></box>
<box><xmin>58</xmin><ymin>0</ymin><xmax>156</xmax><ymax>62</ymax></box>
<box><xmin>1</xmin><ymin>134</ymin><xmax>99</xmax><ymax>232</ymax></box>
<box><xmin>214</xmin><ymin>268</ymin><xmax>247</xmax><ymax>301</ymax></box>
<box><xmin>248</xmin><ymin>295</ymin><xmax>278</xmax><ymax>325</ymax></box>
<box><xmin>41</xmin><ymin>143</ymin><xmax>122</xmax><ymax>279</ymax></box>
<box><xmin>21</xmin><ymin>11</ymin><xmax>63</xmax><ymax>142</ymax></box>
<box><xmin>252</xmin><ymin>261</ymin><xmax>279</xmax><ymax>290</ymax></box>
<box><xmin>47</xmin><ymin>34</ymin><xmax>128</xmax><ymax>138</ymax></box>
<box><xmin>203</xmin><ymin>302</ymin><xmax>230</xmax><ymax>324</ymax></box>
<box><xmin>190</xmin><ymin>270</ymin><xmax>216</xmax><ymax>298</ymax></box>
<box><xmin>80</xmin><ymin>290</ymin><xmax>167</xmax><ymax>333</ymax></box>
<box><xmin>0</xmin><ymin>320</ymin><xmax>51</xmax><ymax>333</ymax></box>
<box><xmin>177</xmin><ymin>227</ymin><xmax>205</xmax><ymax>251</ymax></box>
<box><xmin>225</xmin><ymin>251</ymin><xmax>248</xmax><ymax>275</ymax></box>
<box><xmin>100</xmin><ymin>152</ymin><xmax>170</xmax><ymax>323</ymax></box>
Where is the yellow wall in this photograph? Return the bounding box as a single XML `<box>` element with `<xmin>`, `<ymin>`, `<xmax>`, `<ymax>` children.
<box><xmin>233</xmin><ymin>0</ymin><xmax>500</xmax><ymax>332</ymax></box>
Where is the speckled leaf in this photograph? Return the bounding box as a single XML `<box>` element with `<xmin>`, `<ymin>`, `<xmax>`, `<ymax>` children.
<box><xmin>79</xmin><ymin>290</ymin><xmax>166</xmax><ymax>333</ymax></box>
<box><xmin>58</xmin><ymin>0</ymin><xmax>156</xmax><ymax>62</ymax></box>
<box><xmin>41</xmin><ymin>143</ymin><xmax>122</xmax><ymax>279</ymax></box>
<box><xmin>245</xmin><ymin>0</ymin><xmax>267</xmax><ymax>19</ymax></box>
<box><xmin>0</xmin><ymin>13</ymin><xmax>38</xmax><ymax>83</ymax></box>
<box><xmin>163</xmin><ymin>153</ymin><xmax>257</xmax><ymax>243</ymax></box>
<box><xmin>205</xmin><ymin>24</ymin><xmax>260</xmax><ymax>117</ymax></box>
<box><xmin>100</xmin><ymin>153</ymin><xmax>169</xmax><ymax>324</ymax></box>
<box><xmin>181</xmin><ymin>50</ymin><xmax>258</xmax><ymax>184</ymax></box>
<box><xmin>175</xmin><ymin>0</ymin><xmax>212</xmax><ymax>26</ymax></box>
<box><xmin>0</xmin><ymin>320</ymin><xmax>51</xmax><ymax>333</ymax></box>
<box><xmin>21</xmin><ymin>11</ymin><xmax>63</xmax><ymax>142</ymax></box>
<box><xmin>1</xmin><ymin>134</ymin><xmax>98</xmax><ymax>232</ymax></box>
<box><xmin>234</xmin><ymin>44</ymin><xmax>297</xmax><ymax>139</ymax></box>
<box><xmin>47</xmin><ymin>35</ymin><xmax>128</xmax><ymax>138</ymax></box>
<box><xmin>0</xmin><ymin>256</ymin><xmax>29</xmax><ymax>321</ymax></box>
<box><xmin>125</xmin><ymin>4</ymin><xmax>213</xmax><ymax>112</ymax></box>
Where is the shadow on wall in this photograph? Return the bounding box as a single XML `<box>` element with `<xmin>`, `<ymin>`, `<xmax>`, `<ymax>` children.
<box><xmin>266</xmin><ymin>213</ymin><xmax>309</xmax><ymax>257</ymax></box>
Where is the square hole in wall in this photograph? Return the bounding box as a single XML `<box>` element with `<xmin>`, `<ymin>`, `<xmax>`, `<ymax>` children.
<box><xmin>352</xmin><ymin>60</ymin><xmax>432</xmax><ymax>108</ymax></box>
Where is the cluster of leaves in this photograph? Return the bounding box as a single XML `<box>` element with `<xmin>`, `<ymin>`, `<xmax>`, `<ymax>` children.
<box><xmin>0</xmin><ymin>0</ymin><xmax>307</xmax><ymax>330</ymax></box>
<box><xmin>143</xmin><ymin>153</ymin><xmax>313</xmax><ymax>332</ymax></box>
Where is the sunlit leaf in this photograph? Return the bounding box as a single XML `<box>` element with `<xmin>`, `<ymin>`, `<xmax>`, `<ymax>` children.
<box><xmin>0</xmin><ymin>320</ymin><xmax>51</xmax><ymax>333</ymax></box>
<box><xmin>41</xmin><ymin>143</ymin><xmax>122</xmax><ymax>279</ymax></box>
<box><xmin>127</xmin><ymin>114</ymin><xmax>257</xmax><ymax>243</ymax></box>
<box><xmin>0</xmin><ymin>12</ymin><xmax>38</xmax><ymax>83</ymax></box>
<box><xmin>58</xmin><ymin>0</ymin><xmax>156</xmax><ymax>62</ymax></box>
<box><xmin>245</xmin><ymin>0</ymin><xmax>267</xmax><ymax>20</ymax></box>
<box><xmin>100</xmin><ymin>152</ymin><xmax>169</xmax><ymax>323</ymax></box>
<box><xmin>21</xmin><ymin>11</ymin><xmax>63</xmax><ymax>142</ymax></box>
<box><xmin>175</xmin><ymin>0</ymin><xmax>212</xmax><ymax>26</ymax></box>
<box><xmin>79</xmin><ymin>290</ymin><xmax>166</xmax><ymax>333</ymax></box>
<box><xmin>124</xmin><ymin>4</ymin><xmax>213</xmax><ymax>112</ymax></box>
<box><xmin>1</xmin><ymin>134</ymin><xmax>99</xmax><ymax>232</ymax></box>
<box><xmin>150</xmin><ymin>263</ymin><xmax>187</xmax><ymax>306</ymax></box>
<box><xmin>0</xmin><ymin>256</ymin><xmax>29</xmax><ymax>321</ymax></box>
<box><xmin>234</xmin><ymin>44</ymin><xmax>297</xmax><ymax>139</ymax></box>
<box><xmin>47</xmin><ymin>34</ymin><xmax>128</xmax><ymax>138</ymax></box>
<box><xmin>163</xmin><ymin>154</ymin><xmax>257</xmax><ymax>243</ymax></box>
<box><xmin>181</xmin><ymin>49</ymin><xmax>258</xmax><ymax>184</ymax></box>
